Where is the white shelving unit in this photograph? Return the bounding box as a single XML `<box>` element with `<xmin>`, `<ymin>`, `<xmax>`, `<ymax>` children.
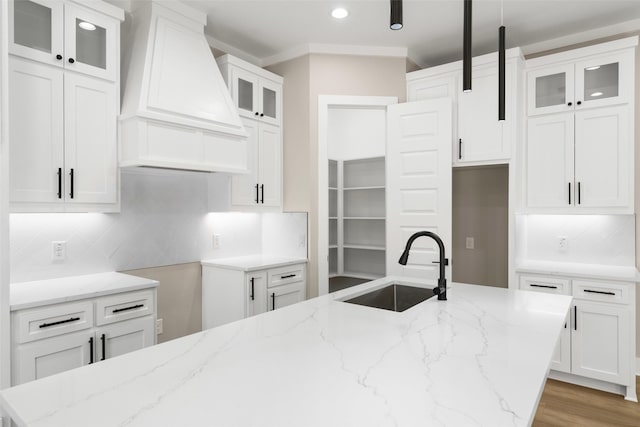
<box><xmin>328</xmin><ymin>157</ymin><xmax>386</xmax><ymax>282</ymax></box>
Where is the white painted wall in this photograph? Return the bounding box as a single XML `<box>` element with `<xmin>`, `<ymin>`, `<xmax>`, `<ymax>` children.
<box><xmin>517</xmin><ymin>214</ymin><xmax>636</xmax><ymax>266</ymax></box>
<box><xmin>10</xmin><ymin>169</ymin><xmax>307</xmax><ymax>283</ymax></box>
<box><xmin>327</xmin><ymin>107</ymin><xmax>386</xmax><ymax>161</ymax></box>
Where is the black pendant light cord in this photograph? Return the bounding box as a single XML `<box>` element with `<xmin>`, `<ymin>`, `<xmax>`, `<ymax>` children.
<box><xmin>498</xmin><ymin>0</ymin><xmax>506</xmax><ymax>121</ymax></box>
<box><xmin>463</xmin><ymin>0</ymin><xmax>472</xmax><ymax>92</ymax></box>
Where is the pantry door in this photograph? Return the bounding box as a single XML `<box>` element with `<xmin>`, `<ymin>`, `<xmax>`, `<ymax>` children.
<box><xmin>386</xmin><ymin>99</ymin><xmax>453</xmax><ymax>284</ymax></box>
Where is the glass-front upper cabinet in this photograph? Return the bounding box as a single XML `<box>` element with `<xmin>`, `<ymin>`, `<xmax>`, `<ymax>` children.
<box><xmin>527</xmin><ymin>50</ymin><xmax>633</xmax><ymax>116</ymax></box>
<box><xmin>9</xmin><ymin>0</ymin><xmax>119</xmax><ymax>81</ymax></box>
<box><xmin>228</xmin><ymin>64</ymin><xmax>282</xmax><ymax>126</ymax></box>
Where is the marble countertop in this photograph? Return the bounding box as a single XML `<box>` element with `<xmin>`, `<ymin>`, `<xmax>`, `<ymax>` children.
<box><xmin>516</xmin><ymin>260</ymin><xmax>640</xmax><ymax>282</ymax></box>
<box><xmin>10</xmin><ymin>272</ymin><xmax>159</xmax><ymax>311</ymax></box>
<box><xmin>0</xmin><ymin>277</ymin><xmax>571</xmax><ymax>427</ymax></box>
<box><xmin>201</xmin><ymin>254</ymin><xmax>308</xmax><ymax>271</ymax></box>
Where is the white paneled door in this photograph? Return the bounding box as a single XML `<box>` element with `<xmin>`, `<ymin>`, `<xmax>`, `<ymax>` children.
<box><xmin>386</xmin><ymin>99</ymin><xmax>452</xmax><ymax>282</ymax></box>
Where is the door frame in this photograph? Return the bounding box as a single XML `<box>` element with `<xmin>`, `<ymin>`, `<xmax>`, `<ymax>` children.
<box><xmin>317</xmin><ymin>95</ymin><xmax>397</xmax><ymax>296</ymax></box>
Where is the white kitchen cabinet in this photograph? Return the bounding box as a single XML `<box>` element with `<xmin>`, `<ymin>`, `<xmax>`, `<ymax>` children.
<box><xmin>9</xmin><ymin>0</ymin><xmax>121</xmax><ymax>81</ymax></box>
<box><xmin>11</xmin><ymin>288</ymin><xmax>157</xmax><ymax>386</ymax></box>
<box><xmin>201</xmin><ymin>259</ymin><xmax>307</xmax><ymax>329</ymax></box>
<box><xmin>406</xmin><ymin>48</ymin><xmax>523</xmax><ymax>166</ymax></box>
<box><xmin>518</xmin><ymin>273</ymin><xmax>636</xmax><ymax>400</ymax></box>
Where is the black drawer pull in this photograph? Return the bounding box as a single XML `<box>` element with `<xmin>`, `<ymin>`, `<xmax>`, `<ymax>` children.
<box><xmin>112</xmin><ymin>303</ymin><xmax>144</xmax><ymax>313</ymax></box>
<box><xmin>39</xmin><ymin>316</ymin><xmax>80</xmax><ymax>328</ymax></box>
<box><xmin>101</xmin><ymin>333</ymin><xmax>106</xmax><ymax>361</ymax></box>
<box><xmin>574</xmin><ymin>306</ymin><xmax>577</xmax><ymax>331</ymax></box>
<box><xmin>583</xmin><ymin>289</ymin><xmax>615</xmax><ymax>296</ymax></box>
<box><xmin>271</xmin><ymin>293</ymin><xmax>275</xmax><ymax>311</ymax></box>
<box><xmin>530</xmin><ymin>284</ymin><xmax>558</xmax><ymax>289</ymax></box>
<box><xmin>69</xmin><ymin>168</ymin><xmax>74</xmax><ymax>199</ymax></box>
<box><xmin>57</xmin><ymin>167</ymin><xmax>62</xmax><ymax>199</ymax></box>
<box><xmin>89</xmin><ymin>336</ymin><xmax>94</xmax><ymax>364</ymax></box>
<box><xmin>281</xmin><ymin>274</ymin><xmax>296</xmax><ymax>279</ymax></box>
<box><xmin>250</xmin><ymin>277</ymin><xmax>255</xmax><ymax>301</ymax></box>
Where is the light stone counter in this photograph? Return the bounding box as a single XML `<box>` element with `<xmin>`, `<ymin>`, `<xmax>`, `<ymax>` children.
<box><xmin>516</xmin><ymin>260</ymin><xmax>640</xmax><ymax>282</ymax></box>
<box><xmin>201</xmin><ymin>254</ymin><xmax>308</xmax><ymax>271</ymax></box>
<box><xmin>0</xmin><ymin>277</ymin><xmax>571</xmax><ymax>427</ymax></box>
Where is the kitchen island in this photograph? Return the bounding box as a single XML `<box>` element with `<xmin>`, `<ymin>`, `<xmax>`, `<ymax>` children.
<box><xmin>0</xmin><ymin>277</ymin><xmax>571</xmax><ymax>427</ymax></box>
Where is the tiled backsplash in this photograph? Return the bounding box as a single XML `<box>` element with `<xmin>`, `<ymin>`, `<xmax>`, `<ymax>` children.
<box><xmin>10</xmin><ymin>169</ymin><xmax>307</xmax><ymax>283</ymax></box>
<box><xmin>517</xmin><ymin>214</ymin><xmax>635</xmax><ymax>266</ymax></box>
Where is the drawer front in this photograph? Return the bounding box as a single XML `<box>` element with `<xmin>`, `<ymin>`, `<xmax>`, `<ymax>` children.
<box><xmin>14</xmin><ymin>301</ymin><xmax>94</xmax><ymax>344</ymax></box>
<box><xmin>268</xmin><ymin>264</ymin><xmax>306</xmax><ymax>288</ymax></box>
<box><xmin>95</xmin><ymin>289</ymin><xmax>155</xmax><ymax>326</ymax></box>
<box><xmin>519</xmin><ymin>275</ymin><xmax>571</xmax><ymax>295</ymax></box>
<box><xmin>573</xmin><ymin>280</ymin><xmax>631</xmax><ymax>305</ymax></box>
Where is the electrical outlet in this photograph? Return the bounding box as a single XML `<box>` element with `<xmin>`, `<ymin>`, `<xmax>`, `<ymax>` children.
<box><xmin>465</xmin><ymin>237</ymin><xmax>474</xmax><ymax>250</ymax></box>
<box><xmin>213</xmin><ymin>234</ymin><xmax>221</xmax><ymax>249</ymax></box>
<box><xmin>558</xmin><ymin>236</ymin><xmax>568</xmax><ymax>252</ymax></box>
<box><xmin>51</xmin><ymin>241</ymin><xmax>66</xmax><ymax>261</ymax></box>
<box><xmin>156</xmin><ymin>318</ymin><xmax>163</xmax><ymax>335</ymax></box>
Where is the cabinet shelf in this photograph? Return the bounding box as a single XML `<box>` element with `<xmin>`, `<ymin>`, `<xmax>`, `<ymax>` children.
<box><xmin>342</xmin><ymin>244</ymin><xmax>385</xmax><ymax>251</ymax></box>
<box><xmin>343</xmin><ymin>217</ymin><xmax>385</xmax><ymax>220</ymax></box>
<box><xmin>329</xmin><ymin>187</ymin><xmax>338</xmax><ymax>191</ymax></box>
<box><xmin>343</xmin><ymin>186</ymin><xmax>385</xmax><ymax>191</ymax></box>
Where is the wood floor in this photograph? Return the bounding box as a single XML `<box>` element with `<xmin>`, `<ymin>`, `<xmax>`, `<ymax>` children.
<box><xmin>533</xmin><ymin>377</ymin><xmax>640</xmax><ymax>426</ymax></box>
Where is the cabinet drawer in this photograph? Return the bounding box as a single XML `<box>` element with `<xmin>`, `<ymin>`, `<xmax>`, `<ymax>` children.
<box><xmin>268</xmin><ymin>264</ymin><xmax>306</xmax><ymax>288</ymax></box>
<box><xmin>519</xmin><ymin>275</ymin><xmax>570</xmax><ymax>295</ymax></box>
<box><xmin>573</xmin><ymin>280</ymin><xmax>631</xmax><ymax>305</ymax></box>
<box><xmin>95</xmin><ymin>290</ymin><xmax>154</xmax><ymax>326</ymax></box>
<box><xmin>14</xmin><ymin>301</ymin><xmax>94</xmax><ymax>344</ymax></box>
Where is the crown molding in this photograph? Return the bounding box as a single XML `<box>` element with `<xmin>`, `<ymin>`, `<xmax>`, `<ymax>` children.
<box><xmin>261</xmin><ymin>43</ymin><xmax>408</xmax><ymax>67</ymax></box>
<box><xmin>205</xmin><ymin>34</ymin><xmax>263</xmax><ymax>67</ymax></box>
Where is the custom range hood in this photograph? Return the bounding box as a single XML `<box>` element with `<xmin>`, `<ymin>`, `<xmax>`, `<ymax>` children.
<box><xmin>119</xmin><ymin>1</ymin><xmax>247</xmax><ymax>172</ymax></box>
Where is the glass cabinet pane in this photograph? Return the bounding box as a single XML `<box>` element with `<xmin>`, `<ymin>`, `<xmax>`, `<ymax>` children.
<box><xmin>535</xmin><ymin>72</ymin><xmax>566</xmax><ymax>108</ymax></box>
<box><xmin>238</xmin><ymin>78</ymin><xmax>254</xmax><ymax>112</ymax></box>
<box><xmin>583</xmin><ymin>62</ymin><xmax>619</xmax><ymax>103</ymax></box>
<box><xmin>75</xmin><ymin>18</ymin><xmax>107</xmax><ymax>69</ymax></box>
<box><xmin>14</xmin><ymin>0</ymin><xmax>52</xmax><ymax>54</ymax></box>
<box><xmin>263</xmin><ymin>87</ymin><xmax>276</xmax><ymax>119</ymax></box>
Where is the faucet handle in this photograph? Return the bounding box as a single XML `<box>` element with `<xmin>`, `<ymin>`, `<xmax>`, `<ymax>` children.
<box><xmin>431</xmin><ymin>258</ymin><xmax>449</xmax><ymax>266</ymax></box>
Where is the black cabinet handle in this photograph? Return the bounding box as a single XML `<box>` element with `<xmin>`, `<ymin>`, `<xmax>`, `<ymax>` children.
<box><xmin>89</xmin><ymin>336</ymin><xmax>94</xmax><ymax>364</ymax></box>
<box><xmin>564</xmin><ymin>322</ymin><xmax>567</xmax><ymax>329</ymax></box>
<box><xmin>56</xmin><ymin>54</ymin><xmax>63</xmax><ymax>60</ymax></box>
<box><xmin>577</xmin><ymin>100</ymin><xmax>582</xmax><ymax>105</ymax></box>
<box><xmin>260</xmin><ymin>113</ymin><xmax>264</xmax><ymax>117</ymax></box>
<box><xmin>68</xmin><ymin>58</ymin><xmax>75</xmax><ymax>64</ymax></box>
<box><xmin>281</xmin><ymin>274</ymin><xmax>296</xmax><ymax>279</ymax></box>
<box><xmin>584</xmin><ymin>289</ymin><xmax>616</xmax><ymax>296</ymax></box>
<box><xmin>255</xmin><ymin>184</ymin><xmax>259</xmax><ymax>203</ymax></box>
<box><xmin>260</xmin><ymin>184</ymin><xmax>264</xmax><ymax>203</ymax></box>
<box><xmin>574</xmin><ymin>306</ymin><xmax>577</xmax><ymax>331</ymax></box>
<box><xmin>57</xmin><ymin>167</ymin><xmax>62</xmax><ymax>199</ymax></box>
<box><xmin>255</xmin><ymin>112</ymin><xmax>259</xmax><ymax>116</ymax></box>
<box><xmin>39</xmin><ymin>316</ymin><xmax>80</xmax><ymax>328</ymax></box>
<box><xmin>112</xmin><ymin>303</ymin><xmax>144</xmax><ymax>313</ymax></box>
<box><xmin>577</xmin><ymin>182</ymin><xmax>581</xmax><ymax>204</ymax></box>
<box><xmin>567</xmin><ymin>102</ymin><xmax>573</xmax><ymax>106</ymax></box>
<box><xmin>458</xmin><ymin>139</ymin><xmax>462</xmax><ymax>160</ymax></box>
<box><xmin>250</xmin><ymin>278</ymin><xmax>255</xmax><ymax>301</ymax></box>
<box><xmin>530</xmin><ymin>284</ymin><xmax>558</xmax><ymax>289</ymax></box>
<box><xmin>69</xmin><ymin>168</ymin><xmax>74</xmax><ymax>199</ymax></box>
<box><xmin>271</xmin><ymin>293</ymin><xmax>275</xmax><ymax>311</ymax></box>
<box><xmin>101</xmin><ymin>333</ymin><xmax>106</xmax><ymax>361</ymax></box>
<box><xmin>568</xmin><ymin>182</ymin><xmax>571</xmax><ymax>205</ymax></box>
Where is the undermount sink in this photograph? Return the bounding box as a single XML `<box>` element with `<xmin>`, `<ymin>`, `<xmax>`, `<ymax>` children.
<box><xmin>343</xmin><ymin>284</ymin><xmax>434</xmax><ymax>312</ymax></box>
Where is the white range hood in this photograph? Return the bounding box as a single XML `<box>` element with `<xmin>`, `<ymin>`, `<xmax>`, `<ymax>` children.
<box><xmin>119</xmin><ymin>1</ymin><xmax>247</xmax><ymax>172</ymax></box>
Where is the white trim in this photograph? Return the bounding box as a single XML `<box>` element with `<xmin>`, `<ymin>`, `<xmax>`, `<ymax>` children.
<box><xmin>548</xmin><ymin>370</ymin><xmax>637</xmax><ymax>402</ymax></box>
<box><xmin>205</xmin><ymin>35</ymin><xmax>263</xmax><ymax>67</ymax></box>
<box><xmin>70</xmin><ymin>0</ymin><xmax>124</xmax><ymax>21</ymax></box>
<box><xmin>522</xmin><ymin>18</ymin><xmax>640</xmax><ymax>57</ymax></box>
<box><xmin>317</xmin><ymin>95</ymin><xmax>397</xmax><ymax>296</ymax></box>
<box><xmin>637</xmin><ymin>357</ymin><xmax>640</xmax><ymax>376</ymax></box>
<box><xmin>262</xmin><ymin>43</ymin><xmax>408</xmax><ymax>67</ymax></box>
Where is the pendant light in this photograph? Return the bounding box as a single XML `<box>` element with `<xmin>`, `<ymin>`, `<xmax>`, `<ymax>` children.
<box><xmin>390</xmin><ymin>0</ymin><xmax>403</xmax><ymax>30</ymax></box>
<box><xmin>498</xmin><ymin>0</ymin><xmax>506</xmax><ymax>121</ymax></box>
<box><xmin>463</xmin><ymin>0</ymin><xmax>472</xmax><ymax>92</ymax></box>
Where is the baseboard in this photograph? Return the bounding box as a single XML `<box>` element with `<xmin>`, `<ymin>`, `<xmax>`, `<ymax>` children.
<box><xmin>548</xmin><ymin>370</ymin><xmax>627</xmax><ymax>397</ymax></box>
<box><xmin>637</xmin><ymin>357</ymin><xmax>640</xmax><ymax>376</ymax></box>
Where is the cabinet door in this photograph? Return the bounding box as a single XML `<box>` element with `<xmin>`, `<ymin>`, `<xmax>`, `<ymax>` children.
<box><xmin>257</xmin><ymin>123</ymin><xmax>282</xmax><ymax>207</ymax></box>
<box><xmin>64</xmin><ymin>3</ymin><xmax>118</xmax><ymax>81</ymax></box>
<box><xmin>550</xmin><ymin>314</ymin><xmax>571</xmax><ymax>373</ymax></box>
<box><xmin>64</xmin><ymin>72</ymin><xmax>118</xmax><ymax>204</ymax></box>
<box><xmin>9</xmin><ymin>57</ymin><xmax>64</xmax><ymax>204</ymax></box>
<box><xmin>13</xmin><ymin>329</ymin><xmax>93</xmax><ymax>385</ymax></box>
<box><xmin>574</xmin><ymin>51</ymin><xmax>633</xmax><ymax>110</ymax></box>
<box><xmin>527</xmin><ymin>64</ymin><xmax>575</xmax><ymax>116</ymax></box>
<box><xmin>407</xmin><ymin>74</ymin><xmax>457</xmax><ymax>102</ymax></box>
<box><xmin>97</xmin><ymin>316</ymin><xmax>155</xmax><ymax>362</ymax></box>
<box><xmin>457</xmin><ymin>63</ymin><xmax>509</xmax><ymax>163</ymax></box>
<box><xmin>9</xmin><ymin>0</ymin><xmax>64</xmax><ymax>67</ymax></box>
<box><xmin>268</xmin><ymin>282</ymin><xmax>305</xmax><ymax>311</ymax></box>
<box><xmin>245</xmin><ymin>272</ymin><xmax>267</xmax><ymax>317</ymax></box>
<box><xmin>231</xmin><ymin>118</ymin><xmax>260</xmax><ymax>206</ymax></box>
<box><xmin>526</xmin><ymin>113</ymin><xmax>574</xmax><ymax>208</ymax></box>
<box><xmin>571</xmin><ymin>301</ymin><xmax>629</xmax><ymax>385</ymax></box>
<box><xmin>258</xmin><ymin>78</ymin><xmax>281</xmax><ymax>126</ymax></box>
<box><xmin>230</xmin><ymin>65</ymin><xmax>259</xmax><ymax>120</ymax></box>
<box><xmin>574</xmin><ymin>106</ymin><xmax>630</xmax><ymax>209</ymax></box>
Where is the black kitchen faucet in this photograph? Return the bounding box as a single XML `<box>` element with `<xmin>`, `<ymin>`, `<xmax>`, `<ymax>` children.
<box><xmin>398</xmin><ymin>231</ymin><xmax>449</xmax><ymax>301</ymax></box>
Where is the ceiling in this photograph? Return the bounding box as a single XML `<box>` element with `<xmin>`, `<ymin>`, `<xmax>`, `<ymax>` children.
<box><xmin>181</xmin><ymin>0</ymin><xmax>640</xmax><ymax>67</ymax></box>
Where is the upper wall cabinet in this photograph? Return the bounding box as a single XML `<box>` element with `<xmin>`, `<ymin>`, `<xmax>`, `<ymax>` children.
<box><xmin>527</xmin><ymin>49</ymin><xmax>634</xmax><ymax>116</ymax></box>
<box><xmin>407</xmin><ymin>48</ymin><xmax>524</xmax><ymax>166</ymax></box>
<box><xmin>9</xmin><ymin>0</ymin><xmax>120</xmax><ymax>81</ymax></box>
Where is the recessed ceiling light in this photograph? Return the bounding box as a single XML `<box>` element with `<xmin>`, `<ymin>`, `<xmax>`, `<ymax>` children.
<box><xmin>78</xmin><ymin>21</ymin><xmax>96</xmax><ymax>31</ymax></box>
<box><xmin>331</xmin><ymin>8</ymin><xmax>348</xmax><ymax>19</ymax></box>
<box><xmin>591</xmin><ymin>92</ymin><xmax>604</xmax><ymax>97</ymax></box>
<box><xmin>585</xmin><ymin>65</ymin><xmax>600</xmax><ymax>71</ymax></box>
